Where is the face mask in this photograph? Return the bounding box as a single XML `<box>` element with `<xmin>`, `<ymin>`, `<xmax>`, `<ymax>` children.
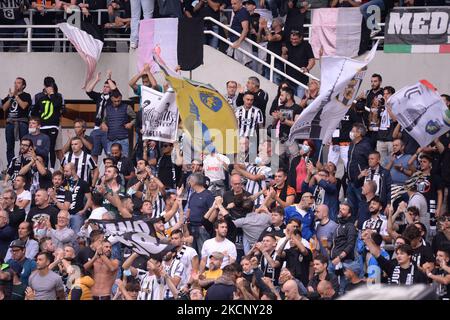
<box><xmin>243</xmin><ymin>269</ymin><xmax>254</xmax><ymax>276</ymax></box>
<box><xmin>302</xmin><ymin>144</ymin><xmax>310</xmax><ymax>154</ymax></box>
<box><xmin>254</xmin><ymin>157</ymin><xmax>262</xmax><ymax>166</ymax></box>
<box><xmin>28</xmin><ymin>127</ymin><xmax>37</xmax><ymax>134</ymax></box>
<box><xmin>349</xmin><ymin>132</ymin><xmax>356</xmax><ymax>141</ymax></box>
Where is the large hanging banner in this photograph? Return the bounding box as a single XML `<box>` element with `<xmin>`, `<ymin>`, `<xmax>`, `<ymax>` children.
<box><xmin>141</xmin><ymin>86</ymin><xmax>179</xmax><ymax>143</ymax></box>
<box><xmin>384</xmin><ymin>7</ymin><xmax>450</xmax><ymax>54</ymax></box>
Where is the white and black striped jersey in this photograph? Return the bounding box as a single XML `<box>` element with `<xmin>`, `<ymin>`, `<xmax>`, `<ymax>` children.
<box><xmin>235</xmin><ymin>106</ymin><xmax>263</xmax><ymax>137</ymax></box>
<box><xmin>245</xmin><ymin>164</ymin><xmax>273</xmax><ymax>206</ymax></box>
<box><xmin>55</xmin><ymin>186</ymin><xmax>71</xmax><ymax>205</ymax></box>
<box><xmin>135</xmin><ymin>268</ymin><xmax>164</xmax><ymax>300</ymax></box>
<box><xmin>142</xmin><ymin>188</ymin><xmax>166</xmax><ymax>218</ymax></box>
<box><xmin>61</xmin><ymin>151</ymin><xmax>97</xmax><ymax>184</ymax></box>
<box><xmin>163</xmin><ymin>259</ymin><xmax>184</xmax><ymax>299</ymax></box>
<box><xmin>160</xmin><ymin>209</ymin><xmax>180</xmax><ymax>230</ymax></box>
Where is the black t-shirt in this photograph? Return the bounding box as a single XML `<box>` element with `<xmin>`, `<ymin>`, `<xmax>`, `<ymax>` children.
<box><xmin>376</xmin><ymin>256</ymin><xmax>428</xmax><ymax>285</ymax></box>
<box><xmin>285</xmin><ymin>41</ymin><xmax>314</xmax><ymax>85</ymax></box>
<box><xmin>0</xmin><ymin>0</ymin><xmax>27</xmax><ymax>25</ymax></box>
<box><xmin>248</xmin><ymin>12</ymin><xmax>260</xmax><ymax>42</ymax></box>
<box><xmin>266</xmin><ymin>31</ymin><xmax>283</xmax><ymax>57</ymax></box>
<box><xmin>199</xmin><ymin>0</ymin><xmax>222</xmax><ymax>21</ymax></box>
<box><xmin>270</xmin><ymin>103</ymin><xmax>302</xmax><ymax>143</ymax></box>
<box><xmin>7</xmin><ymin>206</ymin><xmax>26</xmax><ymax>230</ymax></box>
<box><xmin>6</xmin><ymin>155</ymin><xmax>31</xmax><ymax>182</ymax></box>
<box><xmin>156</xmin><ymin>154</ymin><xmax>181</xmax><ymax>189</ymax></box>
<box><xmin>258</xmin><ymin>224</ymin><xmax>286</xmax><ymax>241</ymax></box>
<box><xmin>230</xmin><ymin>7</ymin><xmax>250</xmax><ymax>42</ymax></box>
<box><xmin>222</xmin><ymin>190</ymin><xmax>252</xmax><ymax>220</ymax></box>
<box><xmin>75</xmin><ymin>246</ymin><xmax>95</xmax><ymax>266</ymax></box>
<box><xmin>116</xmin><ymin>156</ymin><xmax>135</xmax><ymax>178</ymax></box>
<box><xmin>2</xmin><ymin>92</ymin><xmax>32</xmax><ymax>119</ymax></box>
<box><xmin>278</xmin><ymin>246</ymin><xmax>312</xmax><ymax>287</ymax></box>
<box><xmin>432</xmin><ymin>267</ymin><xmax>450</xmax><ymax>300</ymax></box>
<box><xmin>32</xmin><ymin>92</ymin><xmax>65</xmax><ymax>127</ymax></box>
<box><xmin>284</xmin><ymin>8</ymin><xmax>306</xmax><ymax>41</ymax></box>
<box><xmin>411</xmin><ymin>244</ymin><xmax>435</xmax><ymax>267</ymax></box>
<box><xmin>419</xmin><ymin>174</ymin><xmax>443</xmax><ymax>228</ymax></box>
<box><xmin>401</xmin><ymin>129</ymin><xmax>420</xmax><ymax>155</ymax></box>
<box><xmin>65</xmin><ymin>178</ymin><xmax>91</xmax><ymax>215</ymax></box>
<box><xmin>26</xmin><ymin>205</ymin><xmax>59</xmax><ymax>228</ymax></box>
<box><xmin>258</xmin><ymin>251</ymin><xmax>282</xmax><ymax>286</ymax></box>
<box><xmin>332</xmin><ymin>108</ymin><xmax>360</xmax><ymax>144</ymax></box>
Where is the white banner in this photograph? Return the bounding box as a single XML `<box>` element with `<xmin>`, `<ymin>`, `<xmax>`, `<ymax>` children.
<box><xmin>388</xmin><ymin>80</ymin><xmax>450</xmax><ymax>147</ymax></box>
<box><xmin>289</xmin><ymin>42</ymin><xmax>379</xmax><ymax>144</ymax></box>
<box><xmin>141</xmin><ymin>86</ymin><xmax>179</xmax><ymax>143</ymax></box>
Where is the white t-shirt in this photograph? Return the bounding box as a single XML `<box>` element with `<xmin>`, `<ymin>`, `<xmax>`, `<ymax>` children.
<box><xmin>203</xmin><ymin>153</ymin><xmax>230</xmax><ymax>182</ymax></box>
<box><xmin>176</xmin><ymin>245</ymin><xmax>198</xmax><ymax>286</ymax></box>
<box><xmin>201</xmin><ymin>237</ymin><xmax>237</xmax><ymax>268</ymax></box>
<box><xmin>17</xmin><ymin>190</ymin><xmax>32</xmax><ymax>214</ymax></box>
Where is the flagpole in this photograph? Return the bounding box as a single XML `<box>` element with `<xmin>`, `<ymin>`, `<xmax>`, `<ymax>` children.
<box><xmin>317</xmin><ymin>143</ymin><xmax>324</xmax><ymax>164</ymax></box>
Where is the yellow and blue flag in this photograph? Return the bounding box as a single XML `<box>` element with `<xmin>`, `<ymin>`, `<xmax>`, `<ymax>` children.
<box><xmin>154</xmin><ymin>53</ymin><xmax>239</xmax><ymax>155</ymax></box>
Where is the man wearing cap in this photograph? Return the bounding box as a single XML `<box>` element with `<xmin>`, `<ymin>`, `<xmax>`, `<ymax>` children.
<box><xmin>6</xmin><ymin>239</ymin><xmax>37</xmax><ymax>286</ymax></box>
<box><xmin>200</xmin><ymin>252</ymin><xmax>224</xmax><ymax>287</ymax></box>
<box><xmin>342</xmin><ymin>260</ymin><xmax>364</xmax><ymax>293</ymax></box>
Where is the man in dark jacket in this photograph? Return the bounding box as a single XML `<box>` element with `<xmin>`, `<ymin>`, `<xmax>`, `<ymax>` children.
<box><xmin>357</xmin><ymin>151</ymin><xmax>392</xmax><ymax>208</ymax></box>
<box><xmin>205</xmin><ymin>264</ymin><xmax>238</xmax><ymax>300</ymax></box>
<box><xmin>329</xmin><ymin>202</ymin><xmax>357</xmax><ymax>294</ymax></box>
<box><xmin>235</xmin><ymin>77</ymin><xmax>269</xmax><ymax>123</ymax></box>
<box><xmin>346</xmin><ymin>123</ymin><xmax>372</xmax><ymax>220</ymax></box>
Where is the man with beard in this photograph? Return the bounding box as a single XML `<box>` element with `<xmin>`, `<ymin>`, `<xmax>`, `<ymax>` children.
<box><xmin>98</xmin><ymin>166</ymin><xmax>125</xmax><ymax>218</ymax></box>
<box><xmin>386</xmin><ymin>139</ymin><xmax>413</xmax><ymax>185</ymax></box>
<box><xmin>3</xmin><ymin>138</ymin><xmax>33</xmax><ymax>186</ymax></box>
<box><xmin>85</xmin><ymin>240</ymin><xmax>119</xmax><ymax>300</ymax></box>
<box><xmin>361</xmin><ymin>197</ymin><xmax>390</xmax><ymax>244</ymax></box>
<box><xmin>170</xmin><ymin>229</ymin><xmax>199</xmax><ymax>289</ymax></box>
<box><xmin>200</xmin><ymin>220</ymin><xmax>237</xmax><ymax>273</ymax></box>
<box><xmin>416</xmin><ymin>153</ymin><xmax>444</xmax><ymax>239</ymax></box>
<box><xmin>63</xmin><ymin>163</ymin><xmax>92</xmax><ymax>233</ymax></box>
<box><xmin>13</xmin><ymin>175</ymin><xmax>31</xmax><ymax>215</ymax></box>
<box><xmin>1</xmin><ymin>189</ymin><xmax>26</xmax><ymax>231</ymax></box>
<box><xmin>161</xmin><ymin>249</ymin><xmax>184</xmax><ymax>300</ymax></box>
<box><xmin>47</xmin><ymin>171</ymin><xmax>71</xmax><ymax>211</ymax></box>
<box><xmin>362</xmin><ymin>230</ymin><xmax>428</xmax><ymax>286</ymax></box>
<box><xmin>26</xmin><ymin>252</ymin><xmax>65</xmax><ymax>300</ymax></box>
<box><xmin>61</xmin><ymin>137</ymin><xmax>98</xmax><ymax>188</ymax></box>
<box><xmin>307</xmin><ymin>254</ymin><xmax>339</xmax><ymax>298</ymax></box>
<box><xmin>26</xmin><ymin>189</ymin><xmax>59</xmax><ymax>234</ymax></box>
<box><xmin>110</xmin><ymin>143</ymin><xmax>135</xmax><ymax>183</ymax></box>
<box><xmin>270</xmin><ymin>87</ymin><xmax>302</xmax><ymax>145</ymax></box>
<box><xmin>329</xmin><ymin>203</ymin><xmax>357</xmax><ymax>294</ymax></box>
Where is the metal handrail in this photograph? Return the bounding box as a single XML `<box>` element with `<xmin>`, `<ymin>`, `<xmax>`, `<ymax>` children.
<box><xmin>204</xmin><ymin>16</ymin><xmax>320</xmax><ymax>84</ymax></box>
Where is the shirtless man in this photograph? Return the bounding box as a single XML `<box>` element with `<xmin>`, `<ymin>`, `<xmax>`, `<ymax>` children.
<box><xmin>85</xmin><ymin>240</ymin><xmax>119</xmax><ymax>300</ymax></box>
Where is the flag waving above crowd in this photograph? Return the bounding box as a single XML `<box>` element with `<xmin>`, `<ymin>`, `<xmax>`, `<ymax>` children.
<box><xmin>388</xmin><ymin>80</ymin><xmax>450</xmax><ymax>147</ymax></box>
<box><xmin>289</xmin><ymin>41</ymin><xmax>379</xmax><ymax>144</ymax></box>
<box><xmin>57</xmin><ymin>22</ymin><xmax>103</xmax><ymax>88</ymax></box>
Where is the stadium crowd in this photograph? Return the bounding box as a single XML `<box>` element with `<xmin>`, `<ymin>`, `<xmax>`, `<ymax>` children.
<box><xmin>0</xmin><ymin>0</ymin><xmax>450</xmax><ymax>303</ymax></box>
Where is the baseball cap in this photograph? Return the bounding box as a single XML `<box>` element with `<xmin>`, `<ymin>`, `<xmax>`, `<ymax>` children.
<box><xmin>9</xmin><ymin>239</ymin><xmax>26</xmax><ymax>249</ymax></box>
<box><xmin>209</xmin><ymin>252</ymin><xmax>224</xmax><ymax>260</ymax></box>
<box><xmin>343</xmin><ymin>260</ymin><xmax>361</xmax><ymax>275</ymax></box>
<box><xmin>243</xmin><ymin>0</ymin><xmax>256</xmax><ymax>5</ymax></box>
